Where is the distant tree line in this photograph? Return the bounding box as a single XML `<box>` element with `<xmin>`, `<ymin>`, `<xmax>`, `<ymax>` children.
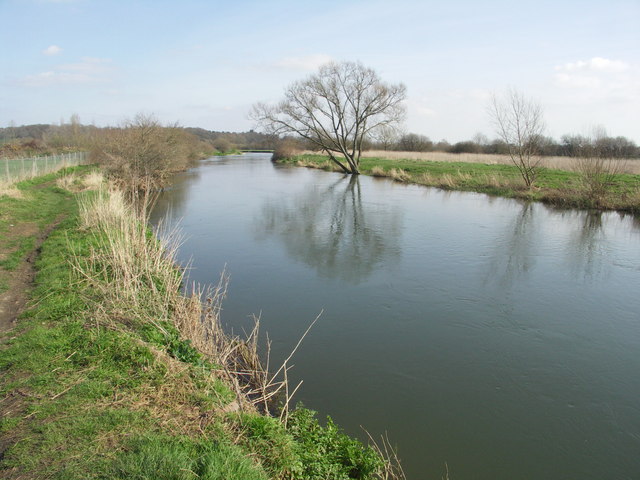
<box><xmin>0</xmin><ymin>120</ymin><xmax>278</xmax><ymax>159</ymax></box>
<box><xmin>184</xmin><ymin>128</ymin><xmax>277</xmax><ymax>151</ymax></box>
<box><xmin>365</xmin><ymin>131</ymin><xmax>639</xmax><ymax>158</ymax></box>
<box><xmin>274</xmin><ymin>126</ymin><xmax>639</xmax><ymax>160</ymax></box>
<box><xmin>2</xmin><ymin>119</ymin><xmax>637</xmax><ymax>168</ymax></box>
<box><xmin>0</xmin><ymin>117</ymin><xmax>280</xmax><ymax>194</ymax></box>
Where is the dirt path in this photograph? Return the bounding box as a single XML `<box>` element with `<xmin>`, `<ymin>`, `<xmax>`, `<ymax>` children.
<box><xmin>0</xmin><ymin>216</ymin><xmax>66</xmax><ymax>332</ymax></box>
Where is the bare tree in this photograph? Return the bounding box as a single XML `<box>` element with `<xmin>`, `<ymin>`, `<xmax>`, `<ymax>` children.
<box><xmin>251</xmin><ymin>61</ymin><xmax>406</xmax><ymax>174</ymax></box>
<box><xmin>573</xmin><ymin>128</ymin><xmax>627</xmax><ymax>202</ymax></box>
<box><xmin>489</xmin><ymin>89</ymin><xmax>545</xmax><ymax>188</ymax></box>
<box><xmin>370</xmin><ymin>124</ymin><xmax>401</xmax><ymax>150</ymax></box>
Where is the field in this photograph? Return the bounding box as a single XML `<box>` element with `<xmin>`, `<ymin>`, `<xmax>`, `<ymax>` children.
<box><xmin>285</xmin><ymin>151</ymin><xmax>640</xmax><ymax>213</ymax></box>
<box><xmin>360</xmin><ymin>150</ymin><xmax>640</xmax><ymax>174</ymax></box>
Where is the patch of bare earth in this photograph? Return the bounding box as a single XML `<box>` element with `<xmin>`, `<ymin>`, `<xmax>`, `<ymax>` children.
<box><xmin>0</xmin><ymin>216</ymin><xmax>66</xmax><ymax>333</ymax></box>
<box><xmin>0</xmin><ymin>215</ymin><xmax>66</xmax><ymax>476</ymax></box>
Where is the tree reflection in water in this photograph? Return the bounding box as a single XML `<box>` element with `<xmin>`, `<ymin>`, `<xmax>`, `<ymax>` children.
<box><xmin>486</xmin><ymin>201</ymin><xmax>539</xmax><ymax>287</ymax></box>
<box><xmin>564</xmin><ymin>210</ymin><xmax>609</xmax><ymax>280</ymax></box>
<box><xmin>257</xmin><ymin>175</ymin><xmax>402</xmax><ymax>284</ymax></box>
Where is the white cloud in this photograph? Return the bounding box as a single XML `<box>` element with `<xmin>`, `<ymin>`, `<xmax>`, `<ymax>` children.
<box><xmin>273</xmin><ymin>54</ymin><xmax>333</xmax><ymax>71</ymax></box>
<box><xmin>59</xmin><ymin>57</ymin><xmax>112</xmax><ymax>74</ymax></box>
<box><xmin>42</xmin><ymin>45</ymin><xmax>62</xmax><ymax>56</ymax></box>
<box><xmin>409</xmin><ymin>98</ymin><xmax>437</xmax><ymax>118</ymax></box>
<box><xmin>557</xmin><ymin>57</ymin><xmax>629</xmax><ymax>73</ymax></box>
<box><xmin>18</xmin><ymin>57</ymin><xmax>113</xmax><ymax>87</ymax></box>
<box><xmin>552</xmin><ymin>57</ymin><xmax>638</xmax><ymax>99</ymax></box>
<box><xmin>21</xmin><ymin>71</ymin><xmax>89</xmax><ymax>87</ymax></box>
<box><xmin>554</xmin><ymin>73</ymin><xmax>601</xmax><ymax>89</ymax></box>
<box><xmin>416</xmin><ymin>106</ymin><xmax>437</xmax><ymax>117</ymax></box>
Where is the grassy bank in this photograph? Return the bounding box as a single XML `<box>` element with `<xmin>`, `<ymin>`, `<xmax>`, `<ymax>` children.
<box><xmin>0</xmin><ymin>170</ymin><xmax>402</xmax><ymax>479</ymax></box>
<box><xmin>282</xmin><ymin>154</ymin><xmax>640</xmax><ymax>213</ymax></box>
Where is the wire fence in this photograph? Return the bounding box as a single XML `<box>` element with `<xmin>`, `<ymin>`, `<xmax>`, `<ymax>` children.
<box><xmin>0</xmin><ymin>151</ymin><xmax>89</xmax><ymax>184</ymax></box>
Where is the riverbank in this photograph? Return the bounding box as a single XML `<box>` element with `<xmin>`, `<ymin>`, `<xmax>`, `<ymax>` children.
<box><xmin>280</xmin><ymin>153</ymin><xmax>640</xmax><ymax>214</ymax></box>
<box><xmin>0</xmin><ymin>168</ymin><xmax>400</xmax><ymax>479</ymax></box>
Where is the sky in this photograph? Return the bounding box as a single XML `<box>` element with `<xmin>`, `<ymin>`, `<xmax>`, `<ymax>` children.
<box><xmin>1</xmin><ymin>0</ymin><xmax>639</xmax><ymax>143</ymax></box>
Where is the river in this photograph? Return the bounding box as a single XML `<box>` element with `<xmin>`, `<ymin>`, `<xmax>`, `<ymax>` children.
<box><xmin>150</xmin><ymin>153</ymin><xmax>640</xmax><ymax>480</ymax></box>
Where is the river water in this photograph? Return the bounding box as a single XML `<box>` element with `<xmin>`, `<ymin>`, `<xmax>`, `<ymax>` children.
<box><xmin>151</xmin><ymin>153</ymin><xmax>640</xmax><ymax>480</ymax></box>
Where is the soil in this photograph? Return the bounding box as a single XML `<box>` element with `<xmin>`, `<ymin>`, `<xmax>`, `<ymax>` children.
<box><xmin>0</xmin><ymin>216</ymin><xmax>66</xmax><ymax>332</ymax></box>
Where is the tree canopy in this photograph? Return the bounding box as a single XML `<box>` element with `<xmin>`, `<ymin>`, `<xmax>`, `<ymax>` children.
<box><xmin>251</xmin><ymin>61</ymin><xmax>406</xmax><ymax>174</ymax></box>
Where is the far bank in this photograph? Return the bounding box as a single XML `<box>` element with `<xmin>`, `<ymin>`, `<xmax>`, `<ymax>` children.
<box><xmin>276</xmin><ymin>152</ymin><xmax>640</xmax><ymax>214</ymax></box>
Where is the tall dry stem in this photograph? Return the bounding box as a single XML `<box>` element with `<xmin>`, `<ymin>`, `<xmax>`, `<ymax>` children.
<box><xmin>362</xmin><ymin>429</ymin><xmax>407</xmax><ymax>480</ymax></box>
<box><xmin>73</xmin><ymin>186</ymin><xmax>322</xmax><ymax>418</ymax></box>
<box><xmin>73</xmin><ymin>187</ymin><xmax>185</xmax><ymax>331</ymax></box>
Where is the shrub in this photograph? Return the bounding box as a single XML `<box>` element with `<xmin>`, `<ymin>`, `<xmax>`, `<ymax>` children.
<box><xmin>287</xmin><ymin>408</ymin><xmax>384</xmax><ymax>480</ymax></box>
<box><xmin>271</xmin><ymin>140</ymin><xmax>299</xmax><ymax>162</ymax></box>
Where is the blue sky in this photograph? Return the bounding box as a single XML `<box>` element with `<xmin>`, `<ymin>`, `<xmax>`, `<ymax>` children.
<box><xmin>1</xmin><ymin>0</ymin><xmax>639</xmax><ymax>142</ymax></box>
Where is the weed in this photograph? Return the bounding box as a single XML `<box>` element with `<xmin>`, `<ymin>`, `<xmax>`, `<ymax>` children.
<box><xmin>287</xmin><ymin>408</ymin><xmax>385</xmax><ymax>480</ymax></box>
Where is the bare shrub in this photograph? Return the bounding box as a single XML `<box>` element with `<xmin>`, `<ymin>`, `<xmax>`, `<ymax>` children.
<box><xmin>212</xmin><ymin>136</ymin><xmax>235</xmax><ymax>153</ymax></box>
<box><xmin>271</xmin><ymin>139</ymin><xmax>300</xmax><ymax>162</ymax></box>
<box><xmin>489</xmin><ymin>89</ymin><xmax>545</xmax><ymax>187</ymax></box>
<box><xmin>91</xmin><ymin>114</ymin><xmax>200</xmax><ymax>194</ymax></box>
<box><xmin>573</xmin><ymin>133</ymin><xmax>628</xmax><ymax>202</ymax></box>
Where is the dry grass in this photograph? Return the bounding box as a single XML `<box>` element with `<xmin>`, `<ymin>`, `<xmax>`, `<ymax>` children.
<box><xmin>74</xmin><ymin>187</ymin><xmax>185</xmax><ymax>332</ymax></box>
<box><xmin>370</xmin><ymin>166</ymin><xmax>386</xmax><ymax>177</ymax></box>
<box><xmin>440</xmin><ymin>173</ymin><xmax>457</xmax><ymax>188</ymax></box>
<box><xmin>57</xmin><ymin>171</ymin><xmax>104</xmax><ymax>192</ymax></box>
<box><xmin>56</xmin><ymin>173</ymin><xmax>77</xmax><ymax>190</ymax></box>
<box><xmin>177</xmin><ymin>276</ymin><xmax>321</xmax><ymax>421</ymax></box>
<box><xmin>0</xmin><ymin>181</ymin><xmax>23</xmax><ymax>198</ymax></box>
<box><xmin>101</xmin><ymin>344</ymin><xmax>229</xmax><ymax>436</ymax></box>
<box><xmin>388</xmin><ymin>168</ymin><xmax>411</xmax><ymax>182</ymax></box>
<box><xmin>73</xmin><ymin>186</ymin><xmax>314</xmax><ymax>418</ymax></box>
<box><xmin>82</xmin><ymin>170</ymin><xmax>104</xmax><ymax>189</ymax></box>
<box><xmin>482</xmin><ymin>173</ymin><xmax>525</xmax><ymax>190</ymax></box>
<box><xmin>363</xmin><ymin>429</ymin><xmax>407</xmax><ymax>480</ymax></box>
<box><xmin>361</xmin><ymin>150</ymin><xmax>640</xmax><ymax>174</ymax></box>
<box><xmin>296</xmin><ymin>158</ymin><xmax>342</xmax><ymax>172</ymax></box>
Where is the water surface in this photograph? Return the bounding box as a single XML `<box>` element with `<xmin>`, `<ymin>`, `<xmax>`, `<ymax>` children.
<box><xmin>151</xmin><ymin>153</ymin><xmax>640</xmax><ymax>480</ymax></box>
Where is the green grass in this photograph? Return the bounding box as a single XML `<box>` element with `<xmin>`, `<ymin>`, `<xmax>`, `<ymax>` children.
<box><xmin>285</xmin><ymin>154</ymin><xmax>640</xmax><ymax>213</ymax></box>
<box><xmin>109</xmin><ymin>434</ymin><xmax>269</xmax><ymax>480</ymax></box>
<box><xmin>0</xmin><ymin>236</ymin><xmax>34</xmax><ymax>270</ymax></box>
<box><xmin>0</xmin><ymin>168</ymin><xmax>80</xmax><ymax>232</ymax></box>
<box><xmin>1</xmin><ymin>171</ymin><xmax>394</xmax><ymax>479</ymax></box>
